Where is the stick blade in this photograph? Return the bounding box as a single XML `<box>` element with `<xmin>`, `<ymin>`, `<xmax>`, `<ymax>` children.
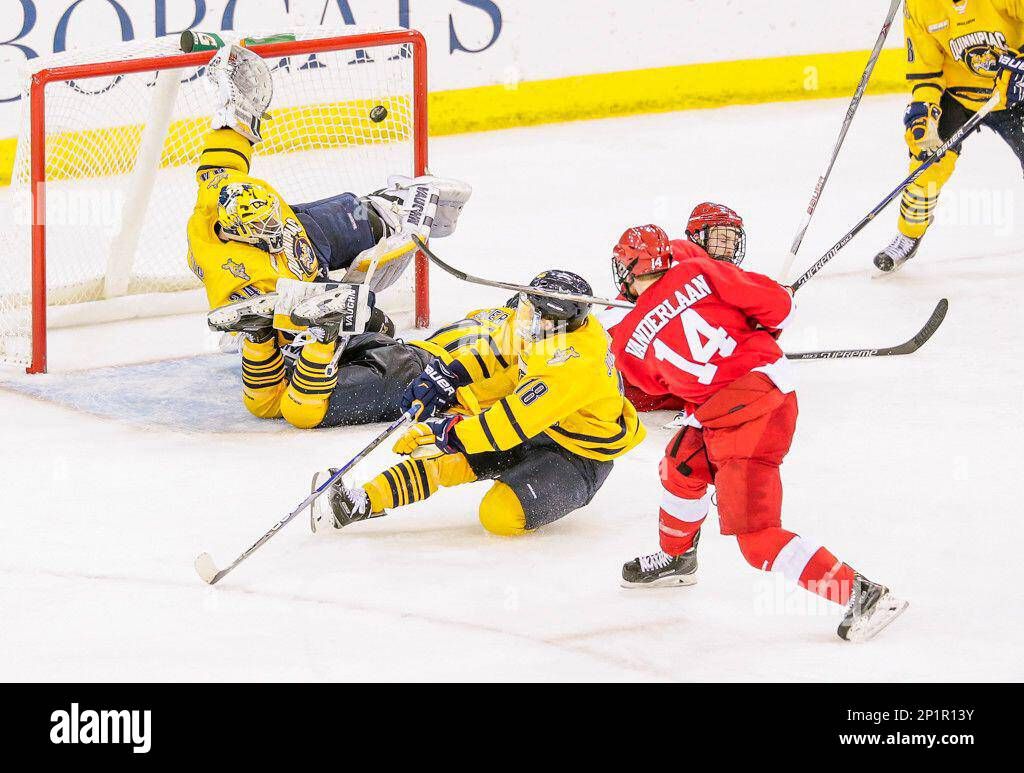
<box><xmin>194</xmin><ymin>552</ymin><xmax>221</xmax><ymax>585</ymax></box>
<box><xmin>906</xmin><ymin>297</ymin><xmax>948</xmax><ymax>352</ymax></box>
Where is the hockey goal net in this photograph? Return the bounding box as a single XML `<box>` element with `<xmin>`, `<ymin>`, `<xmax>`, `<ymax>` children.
<box><xmin>0</xmin><ymin>27</ymin><xmax>429</xmax><ymax>373</ymax></box>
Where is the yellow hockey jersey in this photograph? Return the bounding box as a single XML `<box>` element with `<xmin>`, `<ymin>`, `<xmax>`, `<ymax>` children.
<box><xmin>906</xmin><ymin>0</ymin><xmax>1024</xmax><ymax>109</ymax></box>
<box><xmin>431</xmin><ymin>309</ymin><xmax>646</xmax><ymax>462</ymax></box>
<box><xmin>186</xmin><ymin>128</ymin><xmax>320</xmax><ymax>310</ymax></box>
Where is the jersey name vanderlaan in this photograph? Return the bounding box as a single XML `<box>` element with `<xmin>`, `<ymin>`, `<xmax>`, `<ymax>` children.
<box><xmin>623</xmin><ymin>275</ymin><xmax>712</xmax><ymax>359</ymax></box>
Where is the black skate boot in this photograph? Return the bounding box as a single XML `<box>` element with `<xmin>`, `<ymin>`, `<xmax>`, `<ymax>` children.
<box><xmin>309</xmin><ymin>469</ymin><xmax>382</xmax><ymax>533</ymax></box>
<box><xmin>207</xmin><ymin>293</ymin><xmax>278</xmax><ymax>341</ymax></box>
<box><xmin>837</xmin><ymin>573</ymin><xmax>909</xmax><ymax>642</ymax></box>
<box><xmin>621</xmin><ymin>532</ymin><xmax>700</xmax><ymax>588</ymax></box>
<box><xmin>874</xmin><ymin>233</ymin><xmax>922</xmax><ymax>273</ymax></box>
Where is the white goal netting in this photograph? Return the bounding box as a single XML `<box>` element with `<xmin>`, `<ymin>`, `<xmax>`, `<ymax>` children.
<box><xmin>0</xmin><ymin>27</ymin><xmax>426</xmax><ymax>371</ymax></box>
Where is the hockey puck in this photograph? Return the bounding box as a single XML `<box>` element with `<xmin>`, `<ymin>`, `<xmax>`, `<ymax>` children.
<box><xmin>369</xmin><ymin>105</ymin><xmax>388</xmax><ymax>123</ymax></box>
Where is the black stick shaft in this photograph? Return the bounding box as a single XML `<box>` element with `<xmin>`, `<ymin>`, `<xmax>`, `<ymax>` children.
<box><xmin>791</xmin><ymin>92</ymin><xmax>999</xmax><ymax>293</ymax></box>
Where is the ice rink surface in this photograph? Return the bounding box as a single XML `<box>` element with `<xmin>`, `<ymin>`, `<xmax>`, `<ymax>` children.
<box><xmin>2</xmin><ymin>94</ymin><xmax>1022</xmax><ymax>681</ymax></box>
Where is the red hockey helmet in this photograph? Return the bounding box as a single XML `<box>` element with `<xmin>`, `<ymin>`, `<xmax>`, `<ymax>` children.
<box><xmin>612</xmin><ymin>224</ymin><xmax>673</xmax><ymax>300</ymax></box>
<box><xmin>686</xmin><ymin>202</ymin><xmax>746</xmax><ymax>265</ymax></box>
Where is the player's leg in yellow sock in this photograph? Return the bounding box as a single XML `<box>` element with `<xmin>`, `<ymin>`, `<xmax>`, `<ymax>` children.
<box><xmin>898</xmin><ymin>151</ymin><xmax>957</xmax><ymax>239</ymax></box>
<box><xmin>478</xmin><ymin>482</ymin><xmax>528</xmax><ymax>536</ymax></box>
<box><xmin>241</xmin><ymin>336</ymin><xmax>286</xmax><ymax>419</ymax></box>
<box><xmin>281</xmin><ymin>340</ymin><xmax>339</xmax><ymax>429</ymax></box>
<box><xmin>363</xmin><ymin>454</ymin><xmax>477</xmax><ymax>512</ymax></box>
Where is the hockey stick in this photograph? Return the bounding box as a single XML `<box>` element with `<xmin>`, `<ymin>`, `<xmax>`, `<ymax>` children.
<box><xmin>194</xmin><ymin>406</ymin><xmax>418</xmax><ymax>585</ymax></box>
<box><xmin>414</xmin><ymin>238</ymin><xmax>946</xmax><ymax>360</ymax></box>
<box><xmin>785</xmin><ymin>298</ymin><xmax>948</xmax><ymax>360</ymax></box>
<box><xmin>777</xmin><ymin>0</ymin><xmax>901</xmax><ymax>283</ymax></box>
<box><xmin>790</xmin><ymin>91</ymin><xmax>1000</xmax><ymax>293</ymax></box>
<box><xmin>411</xmin><ymin>235</ymin><xmax>635</xmax><ymax>309</ymax></box>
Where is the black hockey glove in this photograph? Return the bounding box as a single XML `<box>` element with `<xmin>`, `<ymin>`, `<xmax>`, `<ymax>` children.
<box><xmin>401</xmin><ymin>358</ymin><xmax>472</xmax><ymax>420</ymax></box>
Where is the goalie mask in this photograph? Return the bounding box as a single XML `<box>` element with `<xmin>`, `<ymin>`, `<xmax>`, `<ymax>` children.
<box><xmin>686</xmin><ymin>202</ymin><xmax>746</xmax><ymax>265</ymax></box>
<box><xmin>515</xmin><ymin>270</ymin><xmax>593</xmax><ymax>344</ymax></box>
<box><xmin>217</xmin><ymin>182</ymin><xmax>285</xmax><ymax>253</ymax></box>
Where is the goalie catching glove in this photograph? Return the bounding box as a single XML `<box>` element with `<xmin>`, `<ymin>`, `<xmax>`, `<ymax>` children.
<box><xmin>207</xmin><ymin>44</ymin><xmax>273</xmax><ymax>144</ymax></box>
<box><xmin>393</xmin><ymin>415</ymin><xmax>465</xmax><ymax>459</ymax></box>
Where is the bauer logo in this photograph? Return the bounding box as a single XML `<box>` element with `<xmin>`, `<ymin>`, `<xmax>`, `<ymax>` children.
<box><xmin>50</xmin><ymin>703</ymin><xmax>152</xmax><ymax>754</ymax></box>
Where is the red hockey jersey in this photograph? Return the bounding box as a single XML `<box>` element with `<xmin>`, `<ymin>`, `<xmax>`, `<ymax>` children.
<box><xmin>599</xmin><ymin>239</ymin><xmax>715</xmax><ymax>411</ymax></box>
<box><xmin>609</xmin><ymin>253</ymin><xmax>795</xmax><ymax>410</ymax></box>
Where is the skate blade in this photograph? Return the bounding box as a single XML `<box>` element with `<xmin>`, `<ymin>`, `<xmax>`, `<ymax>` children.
<box><xmin>620</xmin><ymin>574</ymin><xmax>698</xmax><ymax>590</ymax></box>
<box><xmin>872</xmin><ymin>258</ymin><xmax>912</xmax><ymax>280</ymax></box>
<box><xmin>309</xmin><ymin>470</ymin><xmax>336</xmax><ymax>535</ymax></box>
<box><xmin>844</xmin><ymin>594</ymin><xmax>909</xmax><ymax>642</ymax></box>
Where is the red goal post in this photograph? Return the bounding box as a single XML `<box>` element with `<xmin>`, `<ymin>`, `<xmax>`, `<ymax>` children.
<box><xmin>4</xmin><ymin>28</ymin><xmax>430</xmax><ymax>374</ymax></box>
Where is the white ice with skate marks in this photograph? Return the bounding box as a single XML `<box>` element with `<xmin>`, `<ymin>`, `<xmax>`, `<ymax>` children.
<box><xmin>1</xmin><ymin>94</ymin><xmax>1022</xmax><ymax>681</ymax></box>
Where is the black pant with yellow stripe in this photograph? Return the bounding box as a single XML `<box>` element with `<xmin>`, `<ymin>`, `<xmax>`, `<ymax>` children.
<box><xmin>364</xmin><ymin>435</ymin><xmax>614</xmax><ymax>536</ymax></box>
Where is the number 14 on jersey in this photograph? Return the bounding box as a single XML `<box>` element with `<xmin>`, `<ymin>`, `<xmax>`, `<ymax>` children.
<box><xmin>652</xmin><ymin>309</ymin><xmax>737</xmax><ymax>385</ymax></box>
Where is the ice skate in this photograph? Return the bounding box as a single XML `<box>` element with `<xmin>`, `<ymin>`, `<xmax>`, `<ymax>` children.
<box><xmin>837</xmin><ymin>573</ymin><xmax>908</xmax><ymax>642</ymax></box>
<box><xmin>873</xmin><ymin>233</ymin><xmax>922</xmax><ymax>273</ymax></box>
<box><xmin>621</xmin><ymin>533</ymin><xmax>700</xmax><ymax>588</ymax></box>
<box><xmin>309</xmin><ymin>470</ymin><xmax>380</xmax><ymax>533</ymax></box>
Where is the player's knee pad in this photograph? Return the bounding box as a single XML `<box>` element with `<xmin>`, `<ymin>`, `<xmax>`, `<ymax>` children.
<box><xmin>735</xmin><ymin>527</ymin><xmax>796</xmax><ymax>571</ymax></box>
<box><xmin>478</xmin><ymin>482</ymin><xmax>528</xmax><ymax>536</ymax></box>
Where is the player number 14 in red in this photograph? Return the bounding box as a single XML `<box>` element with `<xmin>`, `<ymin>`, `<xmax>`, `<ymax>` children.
<box><xmin>652</xmin><ymin>309</ymin><xmax>737</xmax><ymax>385</ymax></box>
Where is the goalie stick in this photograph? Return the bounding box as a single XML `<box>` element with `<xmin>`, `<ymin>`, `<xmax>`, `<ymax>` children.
<box><xmin>785</xmin><ymin>298</ymin><xmax>948</xmax><ymax>360</ymax></box>
<box><xmin>194</xmin><ymin>406</ymin><xmax>418</xmax><ymax>585</ymax></box>
<box><xmin>790</xmin><ymin>91</ymin><xmax>1000</xmax><ymax>292</ymax></box>
<box><xmin>777</xmin><ymin>0</ymin><xmax>901</xmax><ymax>283</ymax></box>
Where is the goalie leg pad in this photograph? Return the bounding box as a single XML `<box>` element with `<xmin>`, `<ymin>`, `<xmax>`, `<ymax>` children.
<box><xmin>386</xmin><ymin>175</ymin><xmax>472</xmax><ymax>238</ymax></box>
<box><xmin>288</xmin><ymin>282</ymin><xmax>374</xmax><ymax>338</ymax></box>
<box><xmin>337</xmin><ymin>232</ymin><xmax>418</xmax><ymax>293</ymax></box>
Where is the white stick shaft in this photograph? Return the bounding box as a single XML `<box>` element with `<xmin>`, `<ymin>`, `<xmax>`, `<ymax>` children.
<box><xmin>777</xmin><ymin>0</ymin><xmax>901</xmax><ymax>283</ymax></box>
